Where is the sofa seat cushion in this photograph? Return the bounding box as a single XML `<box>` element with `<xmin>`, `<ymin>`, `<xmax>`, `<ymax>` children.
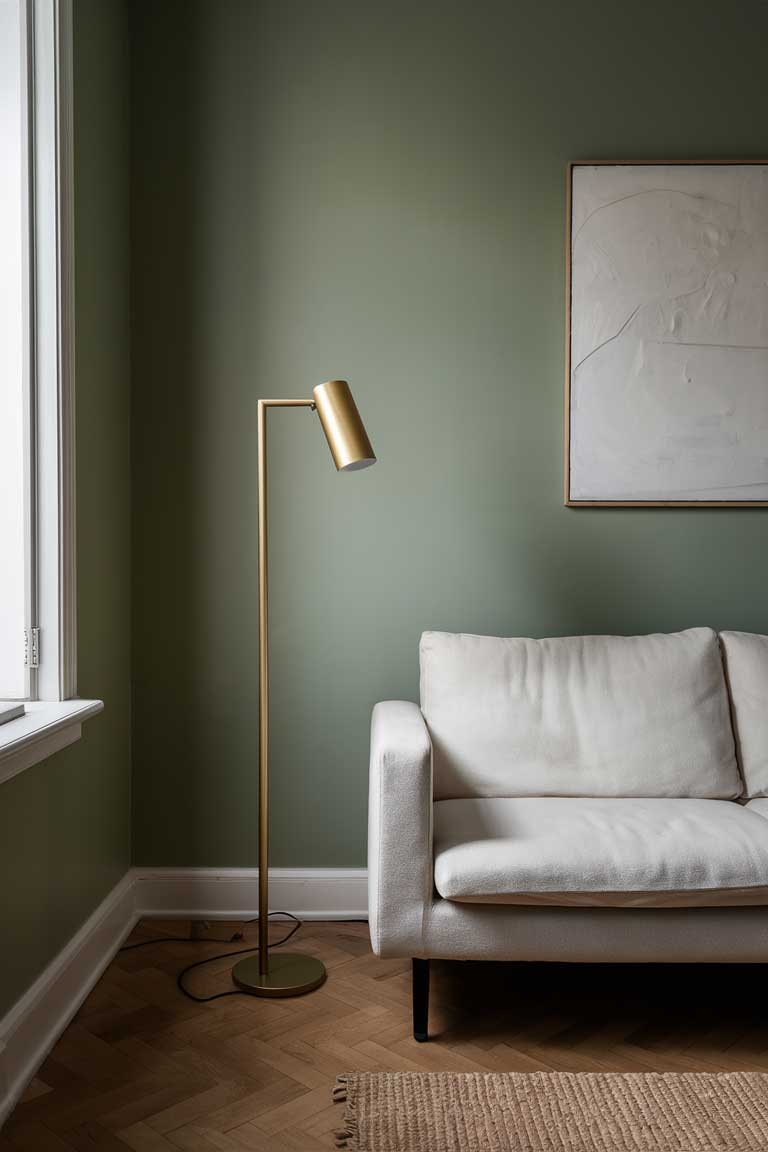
<box><xmin>433</xmin><ymin>797</ymin><xmax>768</xmax><ymax>907</ymax></box>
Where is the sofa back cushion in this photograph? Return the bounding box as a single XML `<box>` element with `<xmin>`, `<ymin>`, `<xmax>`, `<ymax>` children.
<box><xmin>721</xmin><ymin>631</ymin><xmax>768</xmax><ymax>798</ymax></box>
<box><xmin>420</xmin><ymin>628</ymin><xmax>740</xmax><ymax>800</ymax></box>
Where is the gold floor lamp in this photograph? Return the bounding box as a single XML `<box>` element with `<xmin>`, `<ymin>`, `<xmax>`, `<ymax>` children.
<box><xmin>232</xmin><ymin>380</ymin><xmax>376</xmax><ymax>998</ymax></box>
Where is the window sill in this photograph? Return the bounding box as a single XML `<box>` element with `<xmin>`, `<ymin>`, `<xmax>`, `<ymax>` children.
<box><xmin>0</xmin><ymin>699</ymin><xmax>104</xmax><ymax>785</ymax></box>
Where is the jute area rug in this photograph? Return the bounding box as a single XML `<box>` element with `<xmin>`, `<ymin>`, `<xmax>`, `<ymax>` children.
<box><xmin>332</xmin><ymin>1071</ymin><xmax>768</xmax><ymax>1151</ymax></box>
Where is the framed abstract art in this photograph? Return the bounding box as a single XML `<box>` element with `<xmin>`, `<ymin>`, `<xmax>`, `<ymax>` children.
<box><xmin>565</xmin><ymin>161</ymin><xmax>768</xmax><ymax>506</ymax></box>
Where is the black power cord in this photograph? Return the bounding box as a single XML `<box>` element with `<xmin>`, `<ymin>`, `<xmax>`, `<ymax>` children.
<box><xmin>120</xmin><ymin>912</ymin><xmax>303</xmax><ymax>1003</ymax></box>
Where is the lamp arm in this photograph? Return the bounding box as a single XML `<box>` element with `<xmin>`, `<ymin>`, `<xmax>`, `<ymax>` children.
<box><xmin>260</xmin><ymin>398</ymin><xmax>315</xmax><ymax>408</ymax></box>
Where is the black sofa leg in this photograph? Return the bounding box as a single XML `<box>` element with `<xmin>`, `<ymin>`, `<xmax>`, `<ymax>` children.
<box><xmin>412</xmin><ymin>958</ymin><xmax>430</xmax><ymax>1042</ymax></box>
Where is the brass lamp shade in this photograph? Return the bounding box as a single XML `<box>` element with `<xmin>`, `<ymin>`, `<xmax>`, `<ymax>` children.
<box><xmin>313</xmin><ymin>380</ymin><xmax>376</xmax><ymax>471</ymax></box>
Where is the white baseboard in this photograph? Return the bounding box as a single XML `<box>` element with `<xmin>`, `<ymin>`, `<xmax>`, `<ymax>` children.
<box><xmin>133</xmin><ymin>867</ymin><xmax>369</xmax><ymax>921</ymax></box>
<box><xmin>0</xmin><ymin>871</ymin><xmax>137</xmax><ymax>1129</ymax></box>
<box><xmin>0</xmin><ymin>866</ymin><xmax>368</xmax><ymax>1128</ymax></box>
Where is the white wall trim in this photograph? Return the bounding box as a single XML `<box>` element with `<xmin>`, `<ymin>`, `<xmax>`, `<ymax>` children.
<box><xmin>0</xmin><ymin>867</ymin><xmax>368</xmax><ymax>1127</ymax></box>
<box><xmin>134</xmin><ymin>867</ymin><xmax>369</xmax><ymax>922</ymax></box>
<box><xmin>0</xmin><ymin>870</ymin><xmax>135</xmax><ymax>1128</ymax></box>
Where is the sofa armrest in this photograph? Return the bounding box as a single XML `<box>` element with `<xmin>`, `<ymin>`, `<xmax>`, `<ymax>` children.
<box><xmin>368</xmin><ymin>700</ymin><xmax>433</xmax><ymax>957</ymax></box>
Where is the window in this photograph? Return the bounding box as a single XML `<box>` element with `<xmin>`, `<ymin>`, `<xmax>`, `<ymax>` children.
<box><xmin>1</xmin><ymin>0</ymin><xmax>77</xmax><ymax>706</ymax></box>
<box><xmin>0</xmin><ymin>0</ymin><xmax>101</xmax><ymax>777</ymax></box>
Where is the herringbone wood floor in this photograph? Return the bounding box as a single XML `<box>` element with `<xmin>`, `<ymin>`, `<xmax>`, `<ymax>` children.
<box><xmin>4</xmin><ymin>918</ymin><xmax>768</xmax><ymax>1149</ymax></box>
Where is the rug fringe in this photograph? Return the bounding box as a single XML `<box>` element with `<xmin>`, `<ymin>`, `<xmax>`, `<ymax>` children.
<box><xmin>333</xmin><ymin>1076</ymin><xmax>356</xmax><ymax>1149</ymax></box>
<box><xmin>332</xmin><ymin>1078</ymin><xmax>348</xmax><ymax>1103</ymax></box>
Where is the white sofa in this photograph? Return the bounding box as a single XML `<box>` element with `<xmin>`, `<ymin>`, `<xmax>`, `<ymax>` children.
<box><xmin>368</xmin><ymin>627</ymin><xmax>768</xmax><ymax>1040</ymax></box>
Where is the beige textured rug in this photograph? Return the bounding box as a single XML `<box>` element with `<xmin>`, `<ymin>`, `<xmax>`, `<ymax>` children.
<box><xmin>332</xmin><ymin>1071</ymin><xmax>768</xmax><ymax>1151</ymax></box>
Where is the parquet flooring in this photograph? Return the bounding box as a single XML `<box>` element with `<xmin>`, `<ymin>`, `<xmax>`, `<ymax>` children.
<box><xmin>4</xmin><ymin>918</ymin><xmax>768</xmax><ymax>1148</ymax></box>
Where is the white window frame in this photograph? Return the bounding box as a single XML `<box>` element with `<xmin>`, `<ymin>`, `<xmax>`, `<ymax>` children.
<box><xmin>28</xmin><ymin>0</ymin><xmax>77</xmax><ymax>702</ymax></box>
<box><xmin>1</xmin><ymin>0</ymin><xmax>102</xmax><ymax>783</ymax></box>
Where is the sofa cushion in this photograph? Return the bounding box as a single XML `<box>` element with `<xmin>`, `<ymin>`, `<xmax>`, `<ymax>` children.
<box><xmin>420</xmin><ymin>629</ymin><xmax>740</xmax><ymax>800</ymax></box>
<box><xmin>721</xmin><ymin>631</ymin><xmax>768</xmax><ymax>798</ymax></box>
<box><xmin>433</xmin><ymin>797</ymin><xmax>768</xmax><ymax>907</ymax></box>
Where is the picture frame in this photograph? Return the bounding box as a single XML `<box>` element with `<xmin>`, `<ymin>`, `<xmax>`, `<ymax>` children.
<box><xmin>565</xmin><ymin>160</ymin><xmax>768</xmax><ymax>507</ymax></box>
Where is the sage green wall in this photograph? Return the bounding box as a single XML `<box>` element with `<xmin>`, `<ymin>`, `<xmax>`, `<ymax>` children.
<box><xmin>130</xmin><ymin>0</ymin><xmax>768</xmax><ymax>868</ymax></box>
<box><xmin>0</xmin><ymin>0</ymin><xmax>131</xmax><ymax>1017</ymax></box>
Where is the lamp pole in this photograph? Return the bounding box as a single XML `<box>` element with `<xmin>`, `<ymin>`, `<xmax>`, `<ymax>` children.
<box><xmin>256</xmin><ymin>399</ymin><xmax>315</xmax><ymax>980</ymax></box>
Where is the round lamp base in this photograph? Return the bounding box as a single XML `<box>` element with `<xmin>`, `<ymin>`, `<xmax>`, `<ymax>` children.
<box><xmin>232</xmin><ymin>952</ymin><xmax>326</xmax><ymax>998</ymax></box>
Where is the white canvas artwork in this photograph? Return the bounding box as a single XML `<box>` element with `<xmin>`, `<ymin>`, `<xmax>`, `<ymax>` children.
<box><xmin>567</xmin><ymin>163</ymin><xmax>768</xmax><ymax>504</ymax></box>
